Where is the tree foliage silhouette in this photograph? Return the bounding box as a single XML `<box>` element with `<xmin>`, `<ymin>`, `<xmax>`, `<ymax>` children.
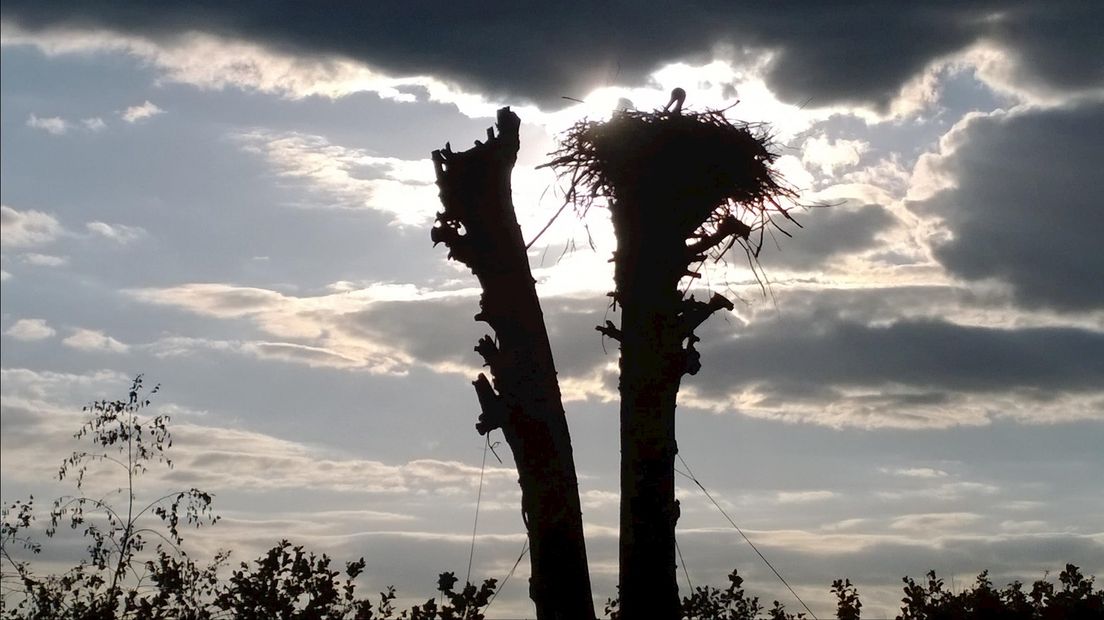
<box><xmin>0</xmin><ymin>377</ymin><xmax>501</xmax><ymax>620</ymax></box>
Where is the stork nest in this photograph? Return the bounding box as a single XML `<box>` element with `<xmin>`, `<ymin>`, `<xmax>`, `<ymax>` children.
<box><xmin>545</xmin><ymin>108</ymin><xmax>799</xmax><ymax>259</ymax></box>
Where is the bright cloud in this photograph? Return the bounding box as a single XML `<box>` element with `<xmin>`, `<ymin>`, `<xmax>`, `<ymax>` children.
<box><xmin>234</xmin><ymin>130</ymin><xmax>438</xmax><ymax>225</ymax></box>
<box><xmin>61</xmin><ymin>328</ymin><xmax>130</xmax><ymax>353</ymax></box>
<box><xmin>120</xmin><ymin>100</ymin><xmax>164</xmax><ymax>123</ymax></box>
<box><xmin>20</xmin><ymin>252</ymin><xmax>67</xmax><ymax>267</ymax></box>
<box><xmin>776</xmin><ymin>490</ymin><xmax>837</xmax><ymax>504</ymax></box>
<box><xmin>25</xmin><ymin>113</ymin><xmax>68</xmax><ymax>135</ymax></box>
<box><xmin>0</xmin><ymin>25</ymin><xmax>428</xmax><ymax>105</ymax></box>
<box><xmin>802</xmin><ymin>135</ymin><xmax>870</xmax><ymax>176</ymax></box>
<box><xmin>1</xmin><ymin>204</ymin><xmax>64</xmax><ymax>247</ymax></box>
<box><xmin>882</xmin><ymin>467</ymin><xmax>950</xmax><ymax>479</ymax></box>
<box><xmin>81</xmin><ymin>117</ymin><xmax>107</xmax><ymax>131</ymax></box>
<box><xmin>86</xmin><ymin>221</ymin><xmax>146</xmax><ymax>243</ymax></box>
<box><xmin>4</xmin><ymin>318</ymin><xmax>56</xmax><ymax>341</ymax></box>
<box><xmin>126</xmin><ymin>283</ymin><xmax>456</xmax><ymax>374</ymax></box>
<box><xmin>889</xmin><ymin>512</ymin><xmax>984</xmax><ymax>532</ymax></box>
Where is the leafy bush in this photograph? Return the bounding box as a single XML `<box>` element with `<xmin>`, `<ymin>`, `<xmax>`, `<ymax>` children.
<box><xmin>0</xmin><ymin>377</ymin><xmax>498</xmax><ymax>620</ymax></box>
<box><xmin>897</xmin><ymin>566</ymin><xmax>1103</xmax><ymax>620</ymax></box>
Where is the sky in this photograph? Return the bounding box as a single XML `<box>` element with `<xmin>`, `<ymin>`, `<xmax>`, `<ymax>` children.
<box><xmin>1</xmin><ymin>2</ymin><xmax>1102</xmax><ymax>617</ymax></box>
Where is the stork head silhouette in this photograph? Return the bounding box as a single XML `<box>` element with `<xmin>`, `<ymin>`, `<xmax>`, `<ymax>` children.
<box><xmin>664</xmin><ymin>87</ymin><xmax>686</xmax><ymax>114</ymax></box>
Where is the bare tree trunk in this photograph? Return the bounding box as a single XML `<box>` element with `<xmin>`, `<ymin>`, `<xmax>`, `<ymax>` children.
<box><xmin>546</xmin><ymin>105</ymin><xmax>785</xmax><ymax>619</ymax></box>
<box><xmin>606</xmin><ymin>188</ymin><xmax>736</xmax><ymax>619</ymax></box>
<box><xmin>431</xmin><ymin>107</ymin><xmax>596</xmax><ymax>620</ymax></box>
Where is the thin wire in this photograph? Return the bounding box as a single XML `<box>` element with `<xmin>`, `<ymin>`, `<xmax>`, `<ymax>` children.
<box><xmin>675</xmin><ymin>535</ymin><xmax>694</xmax><ymax>593</ymax></box>
<box><xmin>676</xmin><ymin>453</ymin><xmax>819</xmax><ymax>620</ymax></box>
<box><xmin>465</xmin><ymin>436</ymin><xmax>490</xmax><ymax>586</ymax></box>
<box><xmin>482</xmin><ymin>540</ymin><xmax>530</xmax><ymax>614</ymax></box>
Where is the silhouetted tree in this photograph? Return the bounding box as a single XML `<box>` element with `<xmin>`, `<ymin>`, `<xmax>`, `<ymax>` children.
<box><xmin>0</xmin><ymin>377</ymin><xmax>502</xmax><ymax>620</ymax></box>
<box><xmin>0</xmin><ymin>376</ymin><xmax>219</xmax><ymax>617</ymax></box>
<box><xmin>549</xmin><ymin>103</ymin><xmax>797</xmax><ymax>617</ymax></box>
<box><xmin>430</xmin><ymin>108</ymin><xmax>595</xmax><ymax>619</ymax></box>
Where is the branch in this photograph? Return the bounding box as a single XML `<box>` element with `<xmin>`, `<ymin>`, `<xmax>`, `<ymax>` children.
<box><xmin>595</xmin><ymin>320</ymin><xmax>622</xmax><ymax>342</ymax></box>
<box><xmin>683</xmin><ymin>335</ymin><xmax>703</xmax><ymax>376</ymax></box>
<box><xmin>679</xmin><ymin>293</ymin><xmax>735</xmax><ymax>338</ymax></box>
<box><xmin>474</xmin><ymin>334</ymin><xmax>501</xmax><ymax>370</ymax></box>
<box><xmin>473</xmin><ymin>373</ymin><xmax>508</xmax><ymax>435</ymax></box>
<box><xmin>685</xmin><ymin>215</ymin><xmax>753</xmax><ymax>260</ymax></box>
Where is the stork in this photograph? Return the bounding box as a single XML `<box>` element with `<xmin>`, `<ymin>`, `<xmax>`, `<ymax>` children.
<box><xmin>664</xmin><ymin>87</ymin><xmax>686</xmax><ymax>114</ymax></box>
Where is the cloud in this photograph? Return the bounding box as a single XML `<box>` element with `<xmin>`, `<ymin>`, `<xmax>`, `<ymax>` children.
<box><xmin>20</xmin><ymin>253</ymin><xmax>67</xmax><ymax>267</ymax></box>
<box><xmin>909</xmin><ymin>101</ymin><xmax>1104</xmax><ymax>311</ymax></box>
<box><xmin>2</xmin><ymin>2</ymin><xmax>1100</xmax><ymax>112</ymax></box>
<box><xmin>128</xmin><ymin>283</ymin><xmax>460</xmax><ymax>374</ymax></box>
<box><xmin>697</xmin><ymin>310</ymin><xmax>1104</xmax><ymax>394</ymax></box>
<box><xmin>61</xmin><ymin>328</ymin><xmax>130</xmax><ymax>353</ymax></box>
<box><xmin>242</xmin><ymin>341</ymin><xmax>365</xmax><ymax>370</ymax></box>
<box><xmin>4</xmin><ymin>318</ymin><xmax>56</xmax><ymax>341</ymax></box>
<box><xmin>881</xmin><ymin>467</ymin><xmax>950</xmax><ymax>479</ymax></box>
<box><xmin>1</xmin><ymin>204</ymin><xmax>64</xmax><ymax>247</ymax></box>
<box><xmin>128</xmin><ymin>280</ymin><xmax>1104</xmax><ymax>429</ymax></box>
<box><xmin>130</xmin><ymin>282</ymin><xmax>289</xmax><ymax>318</ymax></box>
<box><xmin>234</xmin><ymin>130</ymin><xmax>437</xmax><ymax>225</ymax></box>
<box><xmin>776</xmin><ymin>490</ymin><xmax>837</xmax><ymax>504</ymax></box>
<box><xmin>164</xmin><ymin>425</ymin><xmax>516</xmax><ymax>494</ymax></box>
<box><xmin>754</xmin><ymin>202</ymin><xmax>897</xmax><ymax>270</ymax></box>
<box><xmin>0</xmin><ymin>24</ymin><xmax>423</xmax><ymax>110</ymax></box>
<box><xmin>26</xmin><ymin>113</ymin><xmax>69</xmax><ymax>134</ymax></box>
<box><xmin>0</xmin><ymin>369</ymin><xmax>515</xmax><ymax>496</ymax></box>
<box><xmin>129</xmin><ymin>284</ymin><xmax>611</xmax><ymax>383</ymax></box>
<box><xmin>878</xmin><ymin>481</ymin><xmax>1000</xmax><ymax>503</ymax></box>
<box><xmin>81</xmin><ymin>117</ymin><xmax>107</xmax><ymax>131</ymax></box>
<box><xmin>86</xmin><ymin>221</ymin><xmax>146</xmax><ymax>243</ymax></box>
<box><xmin>889</xmin><ymin>512</ymin><xmax>984</xmax><ymax>532</ymax></box>
<box><xmin>24</xmin><ymin>114</ymin><xmax>109</xmax><ymax>134</ymax></box>
<box><xmin>120</xmin><ymin>100</ymin><xmax>163</xmax><ymax>123</ymax></box>
<box><xmin>676</xmin><ymin>293</ymin><xmax>1104</xmax><ymax>428</ymax></box>
<box><xmin>802</xmin><ymin>135</ymin><xmax>869</xmax><ymax>176</ymax></box>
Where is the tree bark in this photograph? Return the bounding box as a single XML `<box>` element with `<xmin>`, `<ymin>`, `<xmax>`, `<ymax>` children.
<box><xmin>431</xmin><ymin>107</ymin><xmax>596</xmax><ymax>620</ymax></box>
<box><xmin>609</xmin><ymin>188</ymin><xmax>735</xmax><ymax>619</ymax></box>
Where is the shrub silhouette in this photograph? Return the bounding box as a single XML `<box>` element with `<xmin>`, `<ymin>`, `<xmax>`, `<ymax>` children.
<box><xmin>0</xmin><ymin>377</ymin><xmax>498</xmax><ymax>619</ymax></box>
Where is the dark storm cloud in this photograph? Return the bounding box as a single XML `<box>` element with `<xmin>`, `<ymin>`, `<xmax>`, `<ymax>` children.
<box><xmin>3</xmin><ymin>1</ymin><xmax>1100</xmax><ymax>110</ymax></box>
<box><xmin>691</xmin><ymin>308</ymin><xmax>1104</xmax><ymax>399</ymax></box>
<box><xmin>910</xmin><ymin>101</ymin><xmax>1104</xmax><ymax>311</ymax></box>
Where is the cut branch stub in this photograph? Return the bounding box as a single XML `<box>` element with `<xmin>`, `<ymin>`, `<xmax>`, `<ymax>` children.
<box><xmin>595</xmin><ymin>320</ymin><xmax>623</xmax><ymax>342</ymax></box>
<box><xmin>679</xmin><ymin>293</ymin><xmax>735</xmax><ymax>341</ymax></box>
<box><xmin>473</xmin><ymin>373</ymin><xmax>507</xmax><ymax>435</ymax></box>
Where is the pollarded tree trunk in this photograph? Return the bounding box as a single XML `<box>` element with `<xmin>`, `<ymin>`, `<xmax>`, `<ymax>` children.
<box><xmin>548</xmin><ymin>106</ymin><xmax>788</xmax><ymax>619</ymax></box>
<box><xmin>430</xmin><ymin>107</ymin><xmax>596</xmax><ymax>620</ymax></box>
<box><xmin>606</xmin><ymin>188</ymin><xmax>736</xmax><ymax>619</ymax></box>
